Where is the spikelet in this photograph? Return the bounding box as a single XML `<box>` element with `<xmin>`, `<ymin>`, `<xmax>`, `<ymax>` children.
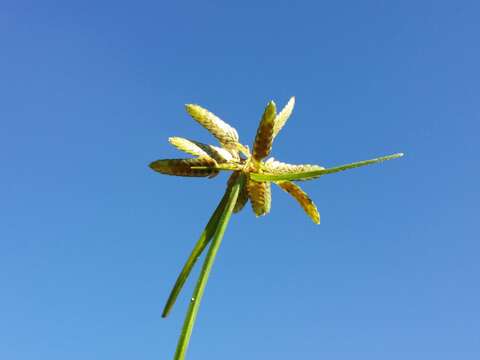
<box><xmin>203</xmin><ymin>145</ymin><xmax>236</xmax><ymax>163</ymax></box>
<box><xmin>149</xmin><ymin>158</ymin><xmax>218</xmax><ymax>177</ymax></box>
<box><xmin>169</xmin><ymin>137</ymin><xmax>211</xmax><ymax>158</ymax></box>
<box><xmin>247</xmin><ymin>179</ymin><xmax>271</xmax><ymax>216</ymax></box>
<box><xmin>169</xmin><ymin>137</ymin><xmax>235</xmax><ymax>164</ymax></box>
<box><xmin>272</xmin><ymin>96</ymin><xmax>295</xmax><ymax>139</ymax></box>
<box><xmin>275</xmin><ymin>181</ymin><xmax>320</xmax><ymax>224</ymax></box>
<box><xmin>185</xmin><ymin>104</ymin><xmax>240</xmax><ymax>150</ymax></box>
<box><xmin>227</xmin><ymin>172</ymin><xmax>249</xmax><ymax>213</ymax></box>
<box><xmin>252</xmin><ymin>101</ymin><xmax>277</xmax><ymax>161</ymax></box>
<box><xmin>264</xmin><ymin>158</ymin><xmax>324</xmax><ymax>181</ymax></box>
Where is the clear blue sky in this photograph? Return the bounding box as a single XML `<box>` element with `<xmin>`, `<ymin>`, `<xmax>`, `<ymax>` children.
<box><xmin>1</xmin><ymin>1</ymin><xmax>479</xmax><ymax>359</ymax></box>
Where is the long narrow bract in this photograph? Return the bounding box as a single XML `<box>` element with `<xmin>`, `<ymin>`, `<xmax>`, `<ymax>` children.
<box><xmin>253</xmin><ymin>153</ymin><xmax>404</xmax><ymax>182</ymax></box>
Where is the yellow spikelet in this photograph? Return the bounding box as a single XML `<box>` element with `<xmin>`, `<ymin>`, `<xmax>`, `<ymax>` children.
<box><xmin>206</xmin><ymin>145</ymin><xmax>236</xmax><ymax>163</ymax></box>
<box><xmin>275</xmin><ymin>181</ymin><xmax>320</xmax><ymax>224</ymax></box>
<box><xmin>169</xmin><ymin>137</ymin><xmax>235</xmax><ymax>164</ymax></box>
<box><xmin>149</xmin><ymin>158</ymin><xmax>218</xmax><ymax>177</ymax></box>
<box><xmin>168</xmin><ymin>137</ymin><xmax>211</xmax><ymax>158</ymax></box>
<box><xmin>264</xmin><ymin>158</ymin><xmax>324</xmax><ymax>180</ymax></box>
<box><xmin>247</xmin><ymin>179</ymin><xmax>271</xmax><ymax>216</ymax></box>
<box><xmin>272</xmin><ymin>96</ymin><xmax>295</xmax><ymax>139</ymax></box>
<box><xmin>252</xmin><ymin>101</ymin><xmax>276</xmax><ymax>161</ymax></box>
<box><xmin>185</xmin><ymin>104</ymin><xmax>240</xmax><ymax>150</ymax></box>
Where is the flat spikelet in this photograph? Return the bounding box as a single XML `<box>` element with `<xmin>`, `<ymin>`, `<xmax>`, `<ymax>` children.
<box><xmin>227</xmin><ymin>172</ymin><xmax>249</xmax><ymax>213</ymax></box>
<box><xmin>149</xmin><ymin>158</ymin><xmax>218</xmax><ymax>177</ymax></box>
<box><xmin>273</xmin><ymin>96</ymin><xmax>295</xmax><ymax>139</ymax></box>
<box><xmin>169</xmin><ymin>137</ymin><xmax>212</xmax><ymax>158</ymax></box>
<box><xmin>252</xmin><ymin>101</ymin><xmax>277</xmax><ymax>161</ymax></box>
<box><xmin>276</xmin><ymin>181</ymin><xmax>320</xmax><ymax>224</ymax></box>
<box><xmin>264</xmin><ymin>158</ymin><xmax>324</xmax><ymax>181</ymax></box>
<box><xmin>247</xmin><ymin>179</ymin><xmax>271</xmax><ymax>216</ymax></box>
<box><xmin>185</xmin><ymin>104</ymin><xmax>240</xmax><ymax>151</ymax></box>
<box><xmin>169</xmin><ymin>137</ymin><xmax>234</xmax><ymax>163</ymax></box>
<box><xmin>202</xmin><ymin>144</ymin><xmax>235</xmax><ymax>163</ymax></box>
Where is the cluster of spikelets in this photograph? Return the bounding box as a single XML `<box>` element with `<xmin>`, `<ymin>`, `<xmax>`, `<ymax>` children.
<box><xmin>150</xmin><ymin>97</ymin><xmax>324</xmax><ymax>224</ymax></box>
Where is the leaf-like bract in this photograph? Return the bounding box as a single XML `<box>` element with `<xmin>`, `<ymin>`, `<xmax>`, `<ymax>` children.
<box><xmin>253</xmin><ymin>153</ymin><xmax>404</xmax><ymax>182</ymax></box>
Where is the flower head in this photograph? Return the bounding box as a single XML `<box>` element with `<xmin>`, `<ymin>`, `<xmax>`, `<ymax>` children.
<box><xmin>150</xmin><ymin>97</ymin><xmax>403</xmax><ymax>360</ymax></box>
<box><xmin>150</xmin><ymin>97</ymin><xmax>402</xmax><ymax>224</ymax></box>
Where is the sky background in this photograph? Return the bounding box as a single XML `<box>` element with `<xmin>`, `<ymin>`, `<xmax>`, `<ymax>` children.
<box><xmin>1</xmin><ymin>1</ymin><xmax>479</xmax><ymax>359</ymax></box>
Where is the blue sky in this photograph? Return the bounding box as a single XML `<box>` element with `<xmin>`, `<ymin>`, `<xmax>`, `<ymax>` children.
<box><xmin>1</xmin><ymin>1</ymin><xmax>479</xmax><ymax>359</ymax></box>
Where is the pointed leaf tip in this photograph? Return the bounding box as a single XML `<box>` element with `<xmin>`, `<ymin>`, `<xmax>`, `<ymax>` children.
<box><xmin>253</xmin><ymin>153</ymin><xmax>403</xmax><ymax>182</ymax></box>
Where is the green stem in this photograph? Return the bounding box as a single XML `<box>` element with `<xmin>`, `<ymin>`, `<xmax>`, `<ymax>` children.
<box><xmin>251</xmin><ymin>153</ymin><xmax>404</xmax><ymax>182</ymax></box>
<box><xmin>162</xmin><ymin>190</ymin><xmax>230</xmax><ymax>318</ymax></box>
<box><xmin>172</xmin><ymin>174</ymin><xmax>244</xmax><ymax>360</ymax></box>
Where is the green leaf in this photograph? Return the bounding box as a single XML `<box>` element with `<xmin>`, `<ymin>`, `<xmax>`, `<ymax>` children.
<box><xmin>173</xmin><ymin>174</ymin><xmax>244</xmax><ymax>360</ymax></box>
<box><xmin>251</xmin><ymin>153</ymin><xmax>404</xmax><ymax>182</ymax></box>
<box><xmin>161</xmin><ymin>187</ymin><xmax>230</xmax><ymax>318</ymax></box>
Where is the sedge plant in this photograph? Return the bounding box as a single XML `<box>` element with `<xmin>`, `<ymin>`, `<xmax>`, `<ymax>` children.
<box><xmin>149</xmin><ymin>97</ymin><xmax>403</xmax><ymax>360</ymax></box>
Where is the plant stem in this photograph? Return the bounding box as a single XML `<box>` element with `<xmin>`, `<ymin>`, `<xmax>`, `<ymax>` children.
<box><xmin>172</xmin><ymin>174</ymin><xmax>243</xmax><ymax>360</ymax></box>
<box><xmin>162</xmin><ymin>191</ymin><xmax>230</xmax><ymax>318</ymax></box>
<box><xmin>251</xmin><ymin>153</ymin><xmax>404</xmax><ymax>182</ymax></box>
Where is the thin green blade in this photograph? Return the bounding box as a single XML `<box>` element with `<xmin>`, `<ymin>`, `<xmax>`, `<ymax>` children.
<box><xmin>173</xmin><ymin>174</ymin><xmax>244</xmax><ymax>360</ymax></box>
<box><xmin>161</xmin><ymin>190</ymin><xmax>229</xmax><ymax>318</ymax></box>
<box><xmin>251</xmin><ymin>153</ymin><xmax>404</xmax><ymax>182</ymax></box>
